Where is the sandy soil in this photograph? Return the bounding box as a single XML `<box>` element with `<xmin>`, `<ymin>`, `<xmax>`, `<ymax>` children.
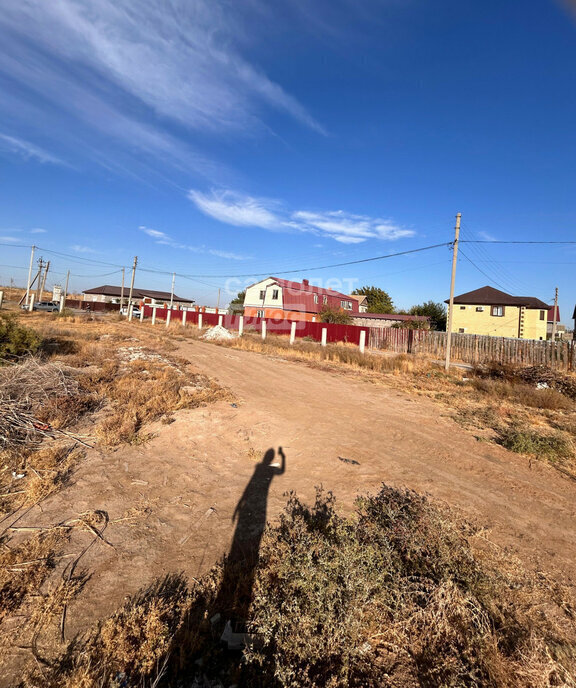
<box><xmin>5</xmin><ymin>337</ymin><xmax>576</xmax><ymax>681</ymax></box>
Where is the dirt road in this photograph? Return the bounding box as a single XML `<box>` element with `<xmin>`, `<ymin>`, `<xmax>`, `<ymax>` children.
<box><xmin>8</xmin><ymin>337</ymin><xmax>575</xmax><ymax>679</ymax></box>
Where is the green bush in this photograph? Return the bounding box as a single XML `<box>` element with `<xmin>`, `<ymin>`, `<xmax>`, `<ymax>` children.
<box><xmin>0</xmin><ymin>314</ymin><xmax>42</xmax><ymax>361</ymax></box>
<box><xmin>499</xmin><ymin>427</ymin><xmax>574</xmax><ymax>463</ymax></box>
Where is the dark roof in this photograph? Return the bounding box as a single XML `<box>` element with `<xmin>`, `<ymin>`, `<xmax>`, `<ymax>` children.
<box><xmin>547</xmin><ymin>306</ymin><xmax>561</xmax><ymax>323</ymax></box>
<box><xmin>350</xmin><ymin>312</ymin><xmax>429</xmax><ymax>322</ymax></box>
<box><xmin>83</xmin><ymin>285</ymin><xmax>193</xmax><ymax>303</ymax></box>
<box><xmin>572</xmin><ymin>305</ymin><xmax>576</xmax><ymax>320</ymax></box>
<box><xmin>446</xmin><ymin>286</ymin><xmax>549</xmax><ymax>310</ymax></box>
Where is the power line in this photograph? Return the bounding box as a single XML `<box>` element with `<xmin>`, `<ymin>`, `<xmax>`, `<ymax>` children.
<box><xmin>459</xmin><ymin>248</ymin><xmax>522</xmax><ymax>294</ymax></box>
<box><xmin>461</xmin><ymin>240</ymin><xmax>576</xmax><ymax>244</ymax></box>
<box><xmin>176</xmin><ymin>242</ymin><xmax>452</xmax><ymax>279</ymax></box>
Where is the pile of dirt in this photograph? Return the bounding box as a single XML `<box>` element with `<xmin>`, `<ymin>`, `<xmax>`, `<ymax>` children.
<box><xmin>202</xmin><ymin>325</ymin><xmax>236</xmax><ymax>341</ymax></box>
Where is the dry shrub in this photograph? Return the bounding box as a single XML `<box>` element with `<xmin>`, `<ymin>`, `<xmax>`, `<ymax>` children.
<box><xmin>0</xmin><ymin>359</ymin><xmax>83</xmax><ymax>450</ymax></box>
<box><xmin>472</xmin><ymin>378</ymin><xmax>573</xmax><ymax>411</ymax></box>
<box><xmin>216</xmin><ymin>334</ymin><xmax>431</xmax><ymax>376</ymax></box>
<box><xmin>0</xmin><ymin>314</ymin><xmax>43</xmax><ymax>360</ymax></box>
<box><xmin>30</xmin><ymin>486</ymin><xmax>576</xmax><ymax>688</ymax></box>
<box><xmin>0</xmin><ymin>530</ymin><xmax>69</xmax><ymax>625</ymax></box>
<box><xmin>476</xmin><ymin>362</ymin><xmax>576</xmax><ymax>401</ymax></box>
<box><xmin>96</xmin><ymin>360</ymin><xmax>229</xmax><ymax>446</ymax></box>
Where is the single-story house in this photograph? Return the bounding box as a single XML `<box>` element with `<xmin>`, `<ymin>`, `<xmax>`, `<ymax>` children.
<box><xmin>546</xmin><ymin>306</ymin><xmax>566</xmax><ymax>340</ymax></box>
<box><xmin>243</xmin><ymin>277</ymin><xmax>360</xmax><ymax>322</ymax></box>
<box><xmin>82</xmin><ymin>285</ymin><xmax>194</xmax><ymax>308</ymax></box>
<box><xmin>350</xmin><ymin>312</ymin><xmax>430</xmax><ymax>328</ymax></box>
<box><xmin>446</xmin><ymin>286</ymin><xmax>549</xmax><ymax>340</ymax></box>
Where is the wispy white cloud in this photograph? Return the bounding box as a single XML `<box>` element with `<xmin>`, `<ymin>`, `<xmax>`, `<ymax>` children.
<box><xmin>139</xmin><ymin>226</ymin><xmax>249</xmax><ymax>261</ymax></box>
<box><xmin>0</xmin><ymin>236</ymin><xmax>21</xmax><ymax>243</ymax></box>
<box><xmin>70</xmin><ymin>244</ymin><xmax>99</xmax><ymax>254</ymax></box>
<box><xmin>188</xmin><ymin>190</ymin><xmax>283</xmax><ymax>230</ymax></box>
<box><xmin>0</xmin><ymin>0</ymin><xmax>324</xmax><ymax>179</ymax></box>
<box><xmin>189</xmin><ymin>188</ymin><xmax>415</xmax><ymax>244</ymax></box>
<box><xmin>30</xmin><ymin>228</ymin><xmax>47</xmax><ymax>234</ymax></box>
<box><xmin>478</xmin><ymin>230</ymin><xmax>498</xmax><ymax>242</ymax></box>
<box><xmin>0</xmin><ymin>133</ymin><xmax>66</xmax><ymax>166</ymax></box>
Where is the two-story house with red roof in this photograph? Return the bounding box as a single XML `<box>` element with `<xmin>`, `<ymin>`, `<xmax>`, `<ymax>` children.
<box><xmin>243</xmin><ymin>277</ymin><xmax>359</xmax><ymax>322</ymax></box>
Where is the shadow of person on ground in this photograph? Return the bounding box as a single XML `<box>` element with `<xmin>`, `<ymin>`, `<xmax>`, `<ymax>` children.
<box><xmin>214</xmin><ymin>447</ymin><xmax>286</xmax><ymax>633</ymax></box>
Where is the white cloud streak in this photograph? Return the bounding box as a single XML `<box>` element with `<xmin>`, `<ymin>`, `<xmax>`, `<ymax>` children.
<box><xmin>0</xmin><ymin>133</ymin><xmax>66</xmax><ymax>166</ymax></box>
<box><xmin>139</xmin><ymin>226</ymin><xmax>249</xmax><ymax>261</ymax></box>
<box><xmin>0</xmin><ymin>0</ymin><xmax>324</xmax><ymax>177</ymax></box>
<box><xmin>189</xmin><ymin>189</ymin><xmax>415</xmax><ymax>244</ymax></box>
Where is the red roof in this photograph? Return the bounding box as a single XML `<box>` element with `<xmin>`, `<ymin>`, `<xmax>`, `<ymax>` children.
<box><xmin>350</xmin><ymin>313</ymin><xmax>429</xmax><ymax>322</ymax></box>
<box><xmin>255</xmin><ymin>277</ymin><xmax>359</xmax><ymax>315</ymax></box>
<box><xmin>547</xmin><ymin>306</ymin><xmax>560</xmax><ymax>322</ymax></box>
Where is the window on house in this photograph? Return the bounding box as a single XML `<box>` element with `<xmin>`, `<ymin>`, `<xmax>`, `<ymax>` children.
<box><xmin>256</xmin><ymin>310</ymin><xmax>264</xmax><ymax>317</ymax></box>
<box><xmin>314</xmin><ymin>294</ymin><xmax>318</xmax><ymax>304</ymax></box>
<box><xmin>491</xmin><ymin>305</ymin><xmax>505</xmax><ymax>317</ymax></box>
<box><xmin>460</xmin><ymin>306</ymin><xmax>466</xmax><ymax>310</ymax></box>
<box><xmin>540</xmin><ymin>311</ymin><xmax>545</xmax><ymax>320</ymax></box>
<box><xmin>323</xmin><ymin>295</ymin><xmax>327</xmax><ymax>305</ymax></box>
<box><xmin>458</xmin><ymin>328</ymin><xmax>466</xmax><ymax>333</ymax></box>
<box><xmin>341</xmin><ymin>300</ymin><xmax>352</xmax><ymax>310</ymax></box>
<box><xmin>272</xmin><ymin>289</ymin><xmax>279</xmax><ymax>300</ymax></box>
<box><xmin>259</xmin><ymin>290</ymin><xmax>265</xmax><ymax>300</ymax></box>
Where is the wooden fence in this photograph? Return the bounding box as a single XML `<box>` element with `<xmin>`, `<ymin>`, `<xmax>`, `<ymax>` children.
<box><xmin>369</xmin><ymin>328</ymin><xmax>575</xmax><ymax>372</ymax></box>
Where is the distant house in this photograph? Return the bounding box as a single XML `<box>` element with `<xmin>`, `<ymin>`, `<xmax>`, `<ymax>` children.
<box><xmin>447</xmin><ymin>286</ymin><xmax>549</xmax><ymax>340</ymax></box>
<box><xmin>83</xmin><ymin>285</ymin><xmax>194</xmax><ymax>308</ymax></box>
<box><xmin>546</xmin><ymin>306</ymin><xmax>566</xmax><ymax>340</ymax></box>
<box><xmin>243</xmin><ymin>277</ymin><xmax>359</xmax><ymax>322</ymax></box>
<box><xmin>350</xmin><ymin>312</ymin><xmax>430</xmax><ymax>329</ymax></box>
<box><xmin>349</xmin><ymin>294</ymin><xmax>369</xmax><ymax>313</ymax></box>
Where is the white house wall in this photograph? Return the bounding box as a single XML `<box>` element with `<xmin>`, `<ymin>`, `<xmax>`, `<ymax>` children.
<box><xmin>244</xmin><ymin>278</ymin><xmax>284</xmax><ymax>309</ymax></box>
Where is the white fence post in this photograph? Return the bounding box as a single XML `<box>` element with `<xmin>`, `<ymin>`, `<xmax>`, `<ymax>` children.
<box><xmin>262</xmin><ymin>320</ymin><xmax>267</xmax><ymax>340</ymax></box>
<box><xmin>140</xmin><ymin>307</ymin><xmax>144</xmax><ymax>323</ymax></box>
<box><xmin>290</xmin><ymin>321</ymin><xmax>296</xmax><ymax>345</ymax></box>
<box><xmin>166</xmin><ymin>309</ymin><xmax>171</xmax><ymax>327</ymax></box>
<box><xmin>151</xmin><ymin>306</ymin><xmax>157</xmax><ymax>325</ymax></box>
<box><xmin>239</xmin><ymin>315</ymin><xmax>244</xmax><ymax>336</ymax></box>
<box><xmin>182</xmin><ymin>311</ymin><xmax>187</xmax><ymax>327</ymax></box>
<box><xmin>218</xmin><ymin>314</ymin><xmax>223</xmax><ymax>327</ymax></box>
<box><xmin>359</xmin><ymin>330</ymin><xmax>366</xmax><ymax>354</ymax></box>
<box><xmin>199</xmin><ymin>313</ymin><xmax>203</xmax><ymax>329</ymax></box>
<box><xmin>28</xmin><ymin>294</ymin><xmax>35</xmax><ymax>312</ymax></box>
<box><xmin>321</xmin><ymin>328</ymin><xmax>327</xmax><ymax>347</ymax></box>
<box><xmin>0</xmin><ymin>291</ymin><xmax>3</xmax><ymax>309</ymax></box>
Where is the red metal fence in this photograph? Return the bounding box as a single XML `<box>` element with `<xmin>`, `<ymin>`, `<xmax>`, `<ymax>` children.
<box><xmin>141</xmin><ymin>306</ymin><xmax>370</xmax><ymax>346</ymax></box>
<box><xmin>140</xmin><ymin>306</ymin><xmax>575</xmax><ymax>371</ymax></box>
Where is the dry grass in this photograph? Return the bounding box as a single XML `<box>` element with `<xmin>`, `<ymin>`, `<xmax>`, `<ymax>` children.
<box><xmin>25</xmin><ymin>485</ymin><xmax>576</xmax><ymax>688</ymax></box>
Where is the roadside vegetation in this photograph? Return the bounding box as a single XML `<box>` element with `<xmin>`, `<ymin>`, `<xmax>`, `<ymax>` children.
<box><xmin>25</xmin><ymin>485</ymin><xmax>576</xmax><ymax>687</ymax></box>
<box><xmin>0</xmin><ymin>312</ymin><xmax>230</xmax><ymax>681</ymax></box>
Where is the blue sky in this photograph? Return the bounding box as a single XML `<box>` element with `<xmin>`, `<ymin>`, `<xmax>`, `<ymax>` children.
<box><xmin>0</xmin><ymin>0</ymin><xmax>575</xmax><ymax>319</ymax></box>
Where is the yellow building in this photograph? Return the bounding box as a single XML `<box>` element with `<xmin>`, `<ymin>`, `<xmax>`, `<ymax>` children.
<box><xmin>447</xmin><ymin>286</ymin><xmax>549</xmax><ymax>340</ymax></box>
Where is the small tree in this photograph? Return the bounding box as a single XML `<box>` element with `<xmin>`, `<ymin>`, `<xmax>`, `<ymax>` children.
<box><xmin>319</xmin><ymin>305</ymin><xmax>353</xmax><ymax>324</ymax></box>
<box><xmin>391</xmin><ymin>319</ymin><xmax>429</xmax><ymax>330</ymax></box>
<box><xmin>228</xmin><ymin>290</ymin><xmax>246</xmax><ymax>315</ymax></box>
<box><xmin>409</xmin><ymin>301</ymin><xmax>447</xmax><ymax>331</ymax></box>
<box><xmin>352</xmin><ymin>286</ymin><xmax>394</xmax><ymax>314</ymax></box>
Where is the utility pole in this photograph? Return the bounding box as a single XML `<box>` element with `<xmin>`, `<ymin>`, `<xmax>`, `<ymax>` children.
<box><xmin>444</xmin><ymin>212</ymin><xmax>461</xmax><ymax>371</ymax></box>
<box><xmin>35</xmin><ymin>258</ymin><xmax>45</xmax><ymax>302</ymax></box>
<box><xmin>551</xmin><ymin>287</ymin><xmax>558</xmax><ymax>341</ymax></box>
<box><xmin>217</xmin><ymin>287</ymin><xmax>221</xmax><ymax>311</ymax></box>
<box><xmin>120</xmin><ymin>267</ymin><xmax>125</xmax><ymax>311</ymax></box>
<box><xmin>127</xmin><ymin>256</ymin><xmax>138</xmax><ymax>321</ymax></box>
<box><xmin>64</xmin><ymin>270</ymin><xmax>70</xmax><ymax>301</ymax></box>
<box><xmin>40</xmin><ymin>260</ymin><xmax>50</xmax><ymax>300</ymax></box>
<box><xmin>25</xmin><ymin>245</ymin><xmax>35</xmax><ymax>307</ymax></box>
<box><xmin>169</xmin><ymin>272</ymin><xmax>175</xmax><ymax>309</ymax></box>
